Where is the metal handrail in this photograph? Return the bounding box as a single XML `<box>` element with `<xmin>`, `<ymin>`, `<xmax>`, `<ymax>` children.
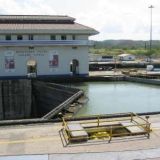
<box><xmin>63</xmin><ymin>123</ymin><xmax>150</xmax><ymax>143</ymax></box>
<box><xmin>62</xmin><ymin>112</ymin><xmax>151</xmax><ymax>144</ymax></box>
<box><xmin>75</xmin><ymin>112</ymin><xmax>134</xmax><ymax>119</ymax></box>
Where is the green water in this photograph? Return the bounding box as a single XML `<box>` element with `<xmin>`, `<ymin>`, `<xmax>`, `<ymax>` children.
<box><xmin>73</xmin><ymin>82</ymin><xmax>160</xmax><ymax>116</ymax></box>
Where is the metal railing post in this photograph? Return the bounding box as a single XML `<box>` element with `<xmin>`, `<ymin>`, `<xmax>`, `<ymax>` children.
<box><xmin>109</xmin><ymin>126</ymin><xmax>112</xmax><ymax>143</ymax></box>
<box><xmin>147</xmin><ymin>123</ymin><xmax>151</xmax><ymax>139</ymax></box>
<box><xmin>97</xmin><ymin>116</ymin><xmax>100</xmax><ymax>127</ymax></box>
<box><xmin>131</xmin><ymin>113</ymin><xmax>133</xmax><ymax>122</ymax></box>
<box><xmin>62</xmin><ymin>117</ymin><xmax>66</xmax><ymax>126</ymax></box>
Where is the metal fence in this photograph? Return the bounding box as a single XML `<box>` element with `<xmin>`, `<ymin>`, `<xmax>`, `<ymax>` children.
<box><xmin>62</xmin><ymin>112</ymin><xmax>151</xmax><ymax>145</ymax></box>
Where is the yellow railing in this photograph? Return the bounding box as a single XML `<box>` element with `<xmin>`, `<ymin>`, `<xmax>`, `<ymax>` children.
<box><xmin>62</xmin><ymin>112</ymin><xmax>151</xmax><ymax>144</ymax></box>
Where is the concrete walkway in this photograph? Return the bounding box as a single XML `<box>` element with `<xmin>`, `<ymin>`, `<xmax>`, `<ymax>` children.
<box><xmin>0</xmin><ymin>115</ymin><xmax>160</xmax><ymax>159</ymax></box>
<box><xmin>0</xmin><ymin>148</ymin><xmax>160</xmax><ymax>160</ymax></box>
<box><xmin>89</xmin><ymin>71</ymin><xmax>122</xmax><ymax>77</ymax></box>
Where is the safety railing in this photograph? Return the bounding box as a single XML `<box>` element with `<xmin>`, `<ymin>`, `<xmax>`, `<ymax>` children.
<box><xmin>62</xmin><ymin>112</ymin><xmax>151</xmax><ymax>145</ymax></box>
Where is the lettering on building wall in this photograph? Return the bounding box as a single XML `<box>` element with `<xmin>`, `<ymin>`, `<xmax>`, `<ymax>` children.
<box><xmin>4</xmin><ymin>50</ymin><xmax>59</xmax><ymax>73</ymax></box>
<box><xmin>16</xmin><ymin>51</ymin><xmax>46</xmax><ymax>57</ymax></box>
<box><xmin>5</xmin><ymin>51</ymin><xmax>15</xmax><ymax>72</ymax></box>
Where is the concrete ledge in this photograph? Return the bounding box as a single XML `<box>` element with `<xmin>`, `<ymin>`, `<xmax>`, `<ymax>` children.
<box><xmin>125</xmin><ymin>76</ymin><xmax>160</xmax><ymax>85</ymax></box>
<box><xmin>67</xmin><ymin>123</ymin><xmax>88</xmax><ymax>141</ymax></box>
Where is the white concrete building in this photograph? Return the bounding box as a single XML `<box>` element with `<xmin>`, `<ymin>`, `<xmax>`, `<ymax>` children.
<box><xmin>0</xmin><ymin>15</ymin><xmax>98</xmax><ymax>79</ymax></box>
<box><xmin>118</xmin><ymin>54</ymin><xmax>135</xmax><ymax>61</ymax></box>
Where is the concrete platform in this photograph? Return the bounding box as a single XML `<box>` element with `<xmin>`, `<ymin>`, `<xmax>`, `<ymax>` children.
<box><xmin>0</xmin><ymin>115</ymin><xmax>160</xmax><ymax>160</ymax></box>
<box><xmin>121</xmin><ymin>121</ymin><xmax>145</xmax><ymax>133</ymax></box>
<box><xmin>67</xmin><ymin>123</ymin><xmax>88</xmax><ymax>141</ymax></box>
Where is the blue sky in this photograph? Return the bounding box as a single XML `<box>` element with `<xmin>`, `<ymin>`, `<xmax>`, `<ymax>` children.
<box><xmin>0</xmin><ymin>0</ymin><xmax>159</xmax><ymax>40</ymax></box>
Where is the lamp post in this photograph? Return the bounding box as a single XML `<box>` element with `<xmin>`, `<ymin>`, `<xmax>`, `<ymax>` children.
<box><xmin>114</xmin><ymin>55</ymin><xmax>117</xmax><ymax>76</ymax></box>
<box><xmin>148</xmin><ymin>5</ymin><xmax>154</xmax><ymax>62</ymax></box>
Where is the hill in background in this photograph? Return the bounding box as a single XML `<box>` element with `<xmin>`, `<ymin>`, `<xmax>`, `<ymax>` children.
<box><xmin>94</xmin><ymin>40</ymin><xmax>160</xmax><ymax>49</ymax></box>
<box><xmin>91</xmin><ymin>40</ymin><xmax>160</xmax><ymax>57</ymax></box>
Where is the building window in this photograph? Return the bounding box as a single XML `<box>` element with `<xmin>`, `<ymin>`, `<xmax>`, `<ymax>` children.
<box><xmin>5</xmin><ymin>35</ymin><xmax>11</xmax><ymax>40</ymax></box>
<box><xmin>29</xmin><ymin>35</ymin><xmax>34</xmax><ymax>40</ymax></box>
<box><xmin>17</xmin><ymin>35</ymin><xmax>23</xmax><ymax>40</ymax></box>
<box><xmin>61</xmin><ymin>35</ymin><xmax>66</xmax><ymax>40</ymax></box>
<box><xmin>50</xmin><ymin>35</ymin><xmax>56</xmax><ymax>40</ymax></box>
<box><xmin>72</xmin><ymin>35</ymin><xmax>76</xmax><ymax>40</ymax></box>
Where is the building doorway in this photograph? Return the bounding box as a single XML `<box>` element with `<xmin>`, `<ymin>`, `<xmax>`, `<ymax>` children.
<box><xmin>27</xmin><ymin>59</ymin><xmax>37</xmax><ymax>78</ymax></box>
<box><xmin>70</xmin><ymin>59</ymin><xmax>79</xmax><ymax>75</ymax></box>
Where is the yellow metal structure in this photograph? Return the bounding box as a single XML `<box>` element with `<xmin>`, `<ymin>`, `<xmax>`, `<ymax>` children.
<box><xmin>62</xmin><ymin>112</ymin><xmax>151</xmax><ymax>145</ymax></box>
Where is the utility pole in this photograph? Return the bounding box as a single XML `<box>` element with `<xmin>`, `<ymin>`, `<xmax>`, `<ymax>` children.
<box><xmin>114</xmin><ymin>55</ymin><xmax>117</xmax><ymax>77</ymax></box>
<box><xmin>148</xmin><ymin>5</ymin><xmax>154</xmax><ymax>62</ymax></box>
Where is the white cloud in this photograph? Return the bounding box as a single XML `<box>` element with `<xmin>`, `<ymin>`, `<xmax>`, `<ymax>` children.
<box><xmin>0</xmin><ymin>0</ymin><xmax>159</xmax><ymax>40</ymax></box>
<box><xmin>0</xmin><ymin>0</ymin><xmax>57</xmax><ymax>15</ymax></box>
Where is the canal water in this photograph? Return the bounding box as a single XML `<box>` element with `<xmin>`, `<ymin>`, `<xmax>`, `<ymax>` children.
<box><xmin>73</xmin><ymin>82</ymin><xmax>160</xmax><ymax>116</ymax></box>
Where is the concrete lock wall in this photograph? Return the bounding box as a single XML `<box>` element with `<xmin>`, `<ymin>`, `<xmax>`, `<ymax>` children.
<box><xmin>0</xmin><ymin>80</ymin><xmax>32</xmax><ymax>120</ymax></box>
<box><xmin>0</xmin><ymin>81</ymin><xmax>3</xmax><ymax>120</ymax></box>
<box><xmin>0</xmin><ymin>46</ymin><xmax>89</xmax><ymax>79</ymax></box>
<box><xmin>125</xmin><ymin>76</ymin><xmax>160</xmax><ymax>85</ymax></box>
<box><xmin>0</xmin><ymin>79</ymin><xmax>82</xmax><ymax>120</ymax></box>
<box><xmin>32</xmin><ymin>81</ymin><xmax>81</xmax><ymax>118</ymax></box>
